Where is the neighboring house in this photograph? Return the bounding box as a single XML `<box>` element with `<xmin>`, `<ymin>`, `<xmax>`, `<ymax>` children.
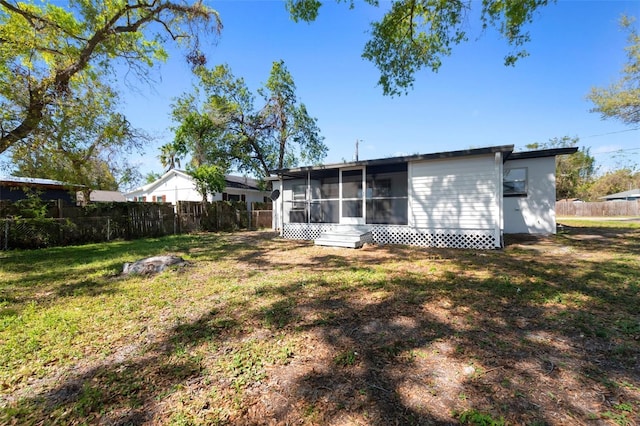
<box><xmin>125</xmin><ymin>169</ymin><xmax>269</xmax><ymax>209</ymax></box>
<box><xmin>76</xmin><ymin>190</ymin><xmax>127</xmax><ymax>204</ymax></box>
<box><xmin>598</xmin><ymin>188</ymin><xmax>640</xmax><ymax>201</ymax></box>
<box><xmin>0</xmin><ymin>176</ymin><xmax>81</xmax><ymax>204</ymax></box>
<box><xmin>557</xmin><ymin>198</ymin><xmax>583</xmax><ymax>203</ymax></box>
<box><xmin>269</xmin><ymin>145</ymin><xmax>577</xmax><ymax>249</ymax></box>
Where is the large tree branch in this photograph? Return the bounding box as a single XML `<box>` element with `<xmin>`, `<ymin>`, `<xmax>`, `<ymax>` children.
<box><xmin>0</xmin><ymin>0</ymin><xmax>88</xmax><ymax>41</ymax></box>
<box><xmin>0</xmin><ymin>85</ymin><xmax>47</xmax><ymax>153</ymax></box>
<box><xmin>243</xmin><ymin>132</ymin><xmax>271</xmax><ymax>178</ymax></box>
<box><xmin>0</xmin><ymin>1</ymin><xmax>219</xmax><ymax>154</ymax></box>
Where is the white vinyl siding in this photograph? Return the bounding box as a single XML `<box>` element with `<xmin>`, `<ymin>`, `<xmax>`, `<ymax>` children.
<box><xmin>409</xmin><ymin>156</ymin><xmax>499</xmax><ymax>230</ymax></box>
<box><xmin>503</xmin><ymin>157</ymin><xmax>556</xmax><ymax>234</ymax></box>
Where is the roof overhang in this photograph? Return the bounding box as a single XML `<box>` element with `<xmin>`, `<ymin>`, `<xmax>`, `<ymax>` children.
<box><xmin>504</xmin><ymin>147</ymin><xmax>578</xmax><ymax>161</ymax></box>
<box><xmin>270</xmin><ymin>145</ymin><xmax>515</xmax><ymax>180</ymax></box>
<box><xmin>598</xmin><ymin>188</ymin><xmax>640</xmax><ymax>200</ymax></box>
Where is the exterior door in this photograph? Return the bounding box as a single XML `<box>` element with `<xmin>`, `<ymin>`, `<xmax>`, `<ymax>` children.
<box><xmin>340</xmin><ymin>168</ymin><xmax>365</xmax><ymax>225</ymax></box>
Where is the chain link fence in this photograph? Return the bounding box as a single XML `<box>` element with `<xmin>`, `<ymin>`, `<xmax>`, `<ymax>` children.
<box><xmin>0</xmin><ymin>214</ymin><xmax>177</xmax><ymax>250</ymax></box>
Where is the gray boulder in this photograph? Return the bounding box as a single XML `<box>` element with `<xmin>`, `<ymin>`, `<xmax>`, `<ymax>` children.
<box><xmin>122</xmin><ymin>255</ymin><xmax>188</xmax><ymax>275</ymax></box>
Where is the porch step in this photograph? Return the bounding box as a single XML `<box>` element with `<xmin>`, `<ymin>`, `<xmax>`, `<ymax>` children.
<box><xmin>315</xmin><ymin>229</ymin><xmax>372</xmax><ymax>249</ymax></box>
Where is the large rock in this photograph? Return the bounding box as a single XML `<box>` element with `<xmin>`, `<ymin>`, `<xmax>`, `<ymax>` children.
<box><xmin>122</xmin><ymin>255</ymin><xmax>188</xmax><ymax>275</ymax></box>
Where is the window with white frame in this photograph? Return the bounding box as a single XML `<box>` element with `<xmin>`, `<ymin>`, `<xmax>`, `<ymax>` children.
<box><xmin>503</xmin><ymin>168</ymin><xmax>527</xmax><ymax>196</ymax></box>
<box><xmin>292</xmin><ymin>184</ymin><xmax>307</xmax><ymax>210</ymax></box>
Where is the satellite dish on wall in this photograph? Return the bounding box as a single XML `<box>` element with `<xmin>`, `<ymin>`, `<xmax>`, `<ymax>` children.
<box><xmin>270</xmin><ymin>189</ymin><xmax>280</xmax><ymax>201</ymax></box>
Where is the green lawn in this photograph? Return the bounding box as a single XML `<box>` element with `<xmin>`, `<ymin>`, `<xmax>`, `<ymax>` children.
<box><xmin>558</xmin><ymin>217</ymin><xmax>640</xmax><ymax>228</ymax></box>
<box><xmin>1</xmin><ymin>229</ymin><xmax>638</xmax><ymax>425</ymax></box>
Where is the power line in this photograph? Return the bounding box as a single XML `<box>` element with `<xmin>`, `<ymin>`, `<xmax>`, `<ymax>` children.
<box><xmin>592</xmin><ymin>147</ymin><xmax>640</xmax><ymax>155</ymax></box>
<box><xmin>582</xmin><ymin>127</ymin><xmax>640</xmax><ymax>139</ymax></box>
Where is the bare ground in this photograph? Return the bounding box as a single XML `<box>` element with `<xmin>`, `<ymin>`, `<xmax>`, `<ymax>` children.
<box><xmin>2</xmin><ymin>227</ymin><xmax>639</xmax><ymax>425</ymax></box>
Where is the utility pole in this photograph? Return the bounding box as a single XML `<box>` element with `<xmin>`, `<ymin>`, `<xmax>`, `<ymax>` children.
<box><xmin>354</xmin><ymin>139</ymin><xmax>360</xmax><ymax>162</ymax></box>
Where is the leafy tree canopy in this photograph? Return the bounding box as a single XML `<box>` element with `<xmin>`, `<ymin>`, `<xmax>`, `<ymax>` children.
<box><xmin>7</xmin><ymin>77</ymin><xmax>148</xmax><ymax>201</ymax></box>
<box><xmin>586</xmin><ymin>168</ymin><xmax>640</xmax><ymax>201</ymax></box>
<box><xmin>189</xmin><ymin>164</ymin><xmax>226</xmax><ymax>202</ymax></box>
<box><xmin>526</xmin><ymin>136</ymin><xmax>596</xmax><ymax>200</ymax></box>
<box><xmin>171</xmin><ymin>60</ymin><xmax>326</xmax><ymax>179</ymax></box>
<box><xmin>171</xmin><ymin>92</ymin><xmax>226</xmax><ymax>170</ymax></box>
<box><xmin>145</xmin><ymin>171</ymin><xmax>163</xmax><ymax>184</ymax></box>
<box><xmin>588</xmin><ymin>16</ymin><xmax>640</xmax><ymax>126</ymax></box>
<box><xmin>287</xmin><ymin>0</ymin><xmax>553</xmax><ymax>96</ymax></box>
<box><xmin>0</xmin><ymin>0</ymin><xmax>221</xmax><ymax>153</ymax></box>
<box><xmin>159</xmin><ymin>142</ymin><xmax>182</xmax><ymax>172</ymax></box>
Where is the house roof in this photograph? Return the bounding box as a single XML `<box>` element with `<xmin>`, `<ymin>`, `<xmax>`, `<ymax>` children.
<box><xmin>125</xmin><ymin>169</ymin><xmax>263</xmax><ymax>195</ymax></box>
<box><xmin>270</xmin><ymin>145</ymin><xmax>515</xmax><ymax>179</ymax></box>
<box><xmin>224</xmin><ymin>174</ymin><xmax>262</xmax><ymax>190</ymax></box>
<box><xmin>504</xmin><ymin>147</ymin><xmax>578</xmax><ymax>160</ymax></box>
<box><xmin>598</xmin><ymin>188</ymin><xmax>640</xmax><ymax>200</ymax></box>
<box><xmin>76</xmin><ymin>190</ymin><xmax>127</xmax><ymax>203</ymax></box>
<box><xmin>0</xmin><ymin>176</ymin><xmax>84</xmax><ymax>189</ymax></box>
<box><xmin>269</xmin><ymin>145</ymin><xmax>579</xmax><ymax>180</ymax></box>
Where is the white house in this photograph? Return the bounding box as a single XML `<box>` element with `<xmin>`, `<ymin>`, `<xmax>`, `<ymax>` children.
<box><xmin>76</xmin><ymin>190</ymin><xmax>127</xmax><ymax>204</ymax></box>
<box><xmin>599</xmin><ymin>188</ymin><xmax>640</xmax><ymax>201</ymax></box>
<box><xmin>125</xmin><ymin>169</ymin><xmax>269</xmax><ymax>209</ymax></box>
<box><xmin>269</xmin><ymin>145</ymin><xmax>577</xmax><ymax>249</ymax></box>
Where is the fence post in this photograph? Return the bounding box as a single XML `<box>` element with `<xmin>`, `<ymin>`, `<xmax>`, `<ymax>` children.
<box><xmin>107</xmin><ymin>217</ymin><xmax>110</xmax><ymax>241</ymax></box>
<box><xmin>3</xmin><ymin>219</ymin><xmax>8</xmax><ymax>251</ymax></box>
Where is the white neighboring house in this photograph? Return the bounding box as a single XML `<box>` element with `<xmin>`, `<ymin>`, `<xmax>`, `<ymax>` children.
<box><xmin>76</xmin><ymin>190</ymin><xmax>127</xmax><ymax>204</ymax></box>
<box><xmin>598</xmin><ymin>188</ymin><xmax>640</xmax><ymax>201</ymax></box>
<box><xmin>125</xmin><ymin>169</ymin><xmax>269</xmax><ymax>209</ymax></box>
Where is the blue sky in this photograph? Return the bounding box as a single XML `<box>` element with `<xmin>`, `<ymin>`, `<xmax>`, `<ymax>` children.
<box><xmin>118</xmin><ymin>0</ymin><xmax>640</xmax><ymax>178</ymax></box>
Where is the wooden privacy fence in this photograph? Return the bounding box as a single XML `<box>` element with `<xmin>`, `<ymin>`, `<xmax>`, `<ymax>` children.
<box><xmin>1</xmin><ymin>202</ymin><xmax>177</xmax><ymax>250</ymax></box>
<box><xmin>177</xmin><ymin>201</ymin><xmax>251</xmax><ymax>232</ymax></box>
<box><xmin>251</xmin><ymin>210</ymin><xmax>273</xmax><ymax>229</ymax></box>
<box><xmin>556</xmin><ymin>200</ymin><xmax>640</xmax><ymax>217</ymax></box>
<box><xmin>1</xmin><ymin>200</ymin><xmax>274</xmax><ymax>250</ymax></box>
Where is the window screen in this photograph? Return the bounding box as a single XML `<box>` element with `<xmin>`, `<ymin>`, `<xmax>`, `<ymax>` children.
<box><xmin>503</xmin><ymin>168</ymin><xmax>527</xmax><ymax>195</ymax></box>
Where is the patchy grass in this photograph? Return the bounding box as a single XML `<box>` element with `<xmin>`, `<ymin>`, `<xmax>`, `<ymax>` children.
<box><xmin>558</xmin><ymin>217</ymin><xmax>640</xmax><ymax>228</ymax></box>
<box><xmin>1</xmin><ymin>228</ymin><xmax>639</xmax><ymax>425</ymax></box>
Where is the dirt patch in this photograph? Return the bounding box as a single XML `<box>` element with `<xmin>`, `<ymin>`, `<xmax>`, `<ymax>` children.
<box><xmin>2</xmin><ymin>229</ymin><xmax>639</xmax><ymax>425</ymax></box>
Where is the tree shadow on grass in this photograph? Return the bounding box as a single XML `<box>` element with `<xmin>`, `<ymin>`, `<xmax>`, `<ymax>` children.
<box><xmin>2</xmin><ymin>307</ymin><xmax>241</xmax><ymax>424</ymax></box>
<box><xmin>2</xmin><ymin>229</ymin><xmax>639</xmax><ymax>424</ymax></box>
<box><xmin>252</xmin><ymin>255</ymin><xmax>639</xmax><ymax>424</ymax></box>
<box><xmin>245</xmin><ymin>232</ymin><xmax>640</xmax><ymax>424</ymax></box>
<box><xmin>556</xmin><ymin>225</ymin><xmax>640</xmax><ymax>254</ymax></box>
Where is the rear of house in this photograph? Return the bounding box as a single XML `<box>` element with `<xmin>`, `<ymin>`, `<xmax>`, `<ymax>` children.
<box><xmin>270</xmin><ymin>145</ymin><xmax>576</xmax><ymax>249</ymax></box>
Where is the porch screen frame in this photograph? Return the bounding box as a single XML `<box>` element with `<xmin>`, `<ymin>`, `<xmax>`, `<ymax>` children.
<box><xmin>340</xmin><ymin>167</ymin><xmax>365</xmax><ymax>225</ymax></box>
<box><xmin>309</xmin><ymin>169</ymin><xmax>339</xmax><ymax>224</ymax></box>
<box><xmin>365</xmin><ymin>163</ymin><xmax>408</xmax><ymax>225</ymax></box>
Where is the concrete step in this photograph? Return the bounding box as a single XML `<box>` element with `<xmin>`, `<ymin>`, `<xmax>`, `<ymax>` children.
<box><xmin>314</xmin><ymin>229</ymin><xmax>372</xmax><ymax>249</ymax></box>
<box><xmin>315</xmin><ymin>238</ymin><xmax>363</xmax><ymax>249</ymax></box>
<box><xmin>317</xmin><ymin>233</ymin><xmax>364</xmax><ymax>243</ymax></box>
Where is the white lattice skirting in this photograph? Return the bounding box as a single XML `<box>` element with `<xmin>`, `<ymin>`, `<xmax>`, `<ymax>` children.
<box><xmin>283</xmin><ymin>223</ymin><xmax>498</xmax><ymax>249</ymax></box>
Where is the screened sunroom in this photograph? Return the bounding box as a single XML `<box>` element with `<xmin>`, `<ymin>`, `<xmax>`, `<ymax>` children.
<box><xmin>283</xmin><ymin>162</ymin><xmax>408</xmax><ymax>227</ymax></box>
